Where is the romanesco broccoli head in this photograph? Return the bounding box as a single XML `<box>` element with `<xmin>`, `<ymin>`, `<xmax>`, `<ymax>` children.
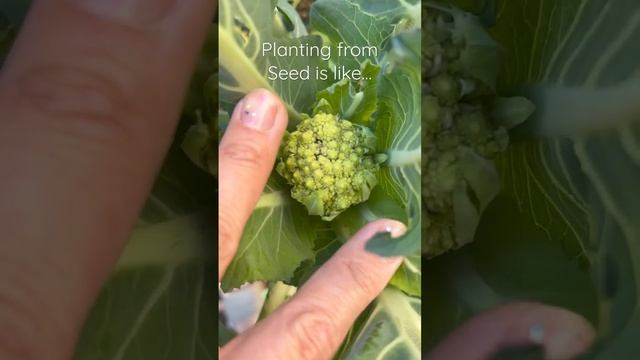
<box><xmin>276</xmin><ymin>113</ymin><xmax>379</xmax><ymax>221</ymax></box>
<box><xmin>422</xmin><ymin>4</ymin><xmax>533</xmax><ymax>257</ymax></box>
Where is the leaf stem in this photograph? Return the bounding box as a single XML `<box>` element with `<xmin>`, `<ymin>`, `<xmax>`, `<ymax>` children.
<box><xmin>255</xmin><ymin>191</ymin><xmax>287</xmax><ymax>208</ymax></box>
<box><xmin>521</xmin><ymin>77</ymin><xmax>640</xmax><ymax>138</ymax></box>
<box><xmin>115</xmin><ymin>213</ymin><xmax>211</xmax><ymax>270</ymax></box>
<box><xmin>260</xmin><ymin>282</ymin><xmax>297</xmax><ymax>319</ymax></box>
<box><xmin>387</xmin><ymin>148</ymin><xmax>421</xmax><ymax>167</ymax></box>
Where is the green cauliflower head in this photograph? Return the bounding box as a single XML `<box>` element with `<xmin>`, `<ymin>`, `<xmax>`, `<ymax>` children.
<box><xmin>277</xmin><ymin>113</ymin><xmax>379</xmax><ymax>221</ymax></box>
<box><xmin>422</xmin><ymin>4</ymin><xmax>533</xmax><ymax>258</ymax></box>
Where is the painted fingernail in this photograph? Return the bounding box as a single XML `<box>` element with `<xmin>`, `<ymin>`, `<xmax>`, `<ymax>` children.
<box><xmin>238</xmin><ymin>90</ymin><xmax>278</xmax><ymax>132</ymax></box>
<box><xmin>529</xmin><ymin>323</ymin><xmax>545</xmax><ymax>343</ymax></box>
<box><xmin>71</xmin><ymin>0</ymin><xmax>175</xmax><ymax>24</ymax></box>
<box><xmin>383</xmin><ymin>222</ymin><xmax>406</xmax><ymax>238</ymax></box>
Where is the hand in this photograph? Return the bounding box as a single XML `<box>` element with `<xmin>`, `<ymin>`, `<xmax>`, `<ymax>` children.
<box><xmin>0</xmin><ymin>1</ymin><xmax>216</xmax><ymax>359</ymax></box>
<box><xmin>218</xmin><ymin>89</ymin><xmax>407</xmax><ymax>360</ymax></box>
<box><xmin>427</xmin><ymin>302</ymin><xmax>596</xmax><ymax>360</ymax></box>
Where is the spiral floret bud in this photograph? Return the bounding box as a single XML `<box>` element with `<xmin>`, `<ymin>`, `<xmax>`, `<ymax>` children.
<box><xmin>277</xmin><ymin>113</ymin><xmax>379</xmax><ymax>221</ymax></box>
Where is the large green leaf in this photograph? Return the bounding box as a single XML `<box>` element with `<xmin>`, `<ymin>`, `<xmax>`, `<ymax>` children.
<box><xmin>311</xmin><ymin>0</ymin><xmax>421</xmax><ymax>70</ymax></box>
<box><xmin>218</xmin><ymin>0</ymin><xmax>329</xmax><ymax>121</ymax></box>
<box><xmin>221</xmin><ymin>177</ymin><xmax>321</xmax><ymax>289</ymax></box>
<box><xmin>494</xmin><ymin>0</ymin><xmax>640</xmax><ymax>357</ymax></box>
<box><xmin>426</xmin><ymin>0</ymin><xmax>640</xmax><ymax>358</ymax></box>
<box><xmin>337</xmin><ymin>288</ymin><xmax>421</xmax><ymax>360</ymax></box>
<box><xmin>367</xmin><ymin>29</ymin><xmax>422</xmax><ymax>257</ymax></box>
<box><xmin>390</xmin><ymin>254</ymin><xmax>422</xmax><ymax>297</ymax></box>
<box><xmin>76</xmin><ymin>262</ymin><xmax>217</xmax><ymax>360</ymax></box>
<box><xmin>424</xmin><ymin>195</ymin><xmax>599</xmax><ymax>351</ymax></box>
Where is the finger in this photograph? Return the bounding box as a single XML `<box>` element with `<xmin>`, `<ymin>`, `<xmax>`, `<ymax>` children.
<box><xmin>426</xmin><ymin>302</ymin><xmax>596</xmax><ymax>360</ymax></box>
<box><xmin>218</xmin><ymin>89</ymin><xmax>288</xmax><ymax>279</ymax></box>
<box><xmin>220</xmin><ymin>219</ymin><xmax>406</xmax><ymax>360</ymax></box>
<box><xmin>0</xmin><ymin>1</ymin><xmax>215</xmax><ymax>359</ymax></box>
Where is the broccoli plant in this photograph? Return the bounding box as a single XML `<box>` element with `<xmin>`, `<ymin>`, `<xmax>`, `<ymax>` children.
<box><xmin>422</xmin><ymin>2</ymin><xmax>534</xmax><ymax>257</ymax></box>
<box><xmin>425</xmin><ymin>0</ymin><xmax>640</xmax><ymax>359</ymax></box>
<box><xmin>218</xmin><ymin>0</ymin><xmax>421</xmax><ymax>358</ymax></box>
<box><xmin>277</xmin><ymin>112</ymin><xmax>380</xmax><ymax>220</ymax></box>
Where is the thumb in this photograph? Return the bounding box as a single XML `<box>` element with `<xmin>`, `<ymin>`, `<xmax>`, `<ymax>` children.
<box><xmin>218</xmin><ymin>89</ymin><xmax>288</xmax><ymax>280</ymax></box>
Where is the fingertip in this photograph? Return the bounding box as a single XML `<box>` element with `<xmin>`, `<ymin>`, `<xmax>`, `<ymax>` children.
<box><xmin>249</xmin><ymin>88</ymin><xmax>288</xmax><ymax>127</ymax></box>
<box><xmin>539</xmin><ymin>307</ymin><xmax>596</xmax><ymax>360</ymax></box>
<box><xmin>332</xmin><ymin>220</ymin><xmax>407</xmax><ymax>272</ymax></box>
<box><xmin>249</xmin><ymin>88</ymin><xmax>280</xmax><ymax>103</ymax></box>
<box><xmin>351</xmin><ymin>219</ymin><xmax>407</xmax><ymax>244</ymax></box>
<box><xmin>230</xmin><ymin>88</ymin><xmax>287</xmax><ymax>135</ymax></box>
<box><xmin>385</xmin><ymin>219</ymin><xmax>408</xmax><ymax>238</ymax></box>
<box><xmin>428</xmin><ymin>302</ymin><xmax>597</xmax><ymax>360</ymax></box>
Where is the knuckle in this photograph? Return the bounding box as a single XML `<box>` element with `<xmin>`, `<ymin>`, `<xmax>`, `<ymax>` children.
<box><xmin>220</xmin><ymin>141</ymin><xmax>265</xmax><ymax>169</ymax></box>
<box><xmin>11</xmin><ymin>60</ymin><xmax>134</xmax><ymax>141</ymax></box>
<box><xmin>287</xmin><ymin>307</ymin><xmax>336</xmax><ymax>360</ymax></box>
<box><xmin>344</xmin><ymin>259</ymin><xmax>379</xmax><ymax>297</ymax></box>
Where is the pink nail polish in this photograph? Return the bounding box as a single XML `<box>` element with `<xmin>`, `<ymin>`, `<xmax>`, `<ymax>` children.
<box><xmin>238</xmin><ymin>91</ymin><xmax>278</xmax><ymax>131</ymax></box>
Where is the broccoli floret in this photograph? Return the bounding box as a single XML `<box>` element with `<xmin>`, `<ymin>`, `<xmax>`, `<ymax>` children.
<box><xmin>422</xmin><ymin>4</ymin><xmax>533</xmax><ymax>257</ymax></box>
<box><xmin>277</xmin><ymin>113</ymin><xmax>379</xmax><ymax>221</ymax></box>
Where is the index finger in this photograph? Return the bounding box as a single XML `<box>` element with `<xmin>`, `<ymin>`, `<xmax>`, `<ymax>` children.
<box><xmin>0</xmin><ymin>0</ymin><xmax>215</xmax><ymax>359</ymax></box>
<box><xmin>218</xmin><ymin>89</ymin><xmax>288</xmax><ymax>280</ymax></box>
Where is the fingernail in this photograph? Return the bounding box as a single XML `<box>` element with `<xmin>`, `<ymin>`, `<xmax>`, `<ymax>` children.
<box><xmin>71</xmin><ymin>0</ymin><xmax>175</xmax><ymax>24</ymax></box>
<box><xmin>378</xmin><ymin>223</ymin><xmax>406</xmax><ymax>264</ymax></box>
<box><xmin>529</xmin><ymin>323</ymin><xmax>545</xmax><ymax>343</ymax></box>
<box><xmin>383</xmin><ymin>222</ymin><xmax>406</xmax><ymax>238</ymax></box>
<box><xmin>238</xmin><ymin>90</ymin><xmax>278</xmax><ymax>132</ymax></box>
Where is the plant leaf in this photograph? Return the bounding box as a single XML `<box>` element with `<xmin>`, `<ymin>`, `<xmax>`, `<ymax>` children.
<box><xmin>315</xmin><ymin>60</ymin><xmax>380</xmax><ymax>125</ymax></box>
<box><xmin>310</xmin><ymin>0</ymin><xmax>421</xmax><ymax>70</ymax></box>
<box><xmin>221</xmin><ymin>177</ymin><xmax>321</xmax><ymax>290</ymax></box>
<box><xmin>390</xmin><ymin>255</ymin><xmax>422</xmax><ymax>297</ymax></box>
<box><xmin>218</xmin><ymin>0</ymin><xmax>329</xmax><ymax>121</ymax></box>
<box><xmin>368</xmin><ymin>29</ymin><xmax>422</xmax><ymax>257</ymax></box>
<box><xmin>424</xmin><ymin>195</ymin><xmax>599</xmax><ymax>352</ymax></box>
<box><xmin>338</xmin><ymin>288</ymin><xmax>421</xmax><ymax>359</ymax></box>
<box><xmin>426</xmin><ymin>0</ymin><xmax>640</xmax><ymax>358</ymax></box>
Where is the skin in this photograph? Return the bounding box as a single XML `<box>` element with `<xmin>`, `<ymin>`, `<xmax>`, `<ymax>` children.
<box><xmin>0</xmin><ymin>1</ymin><xmax>595</xmax><ymax>360</ymax></box>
